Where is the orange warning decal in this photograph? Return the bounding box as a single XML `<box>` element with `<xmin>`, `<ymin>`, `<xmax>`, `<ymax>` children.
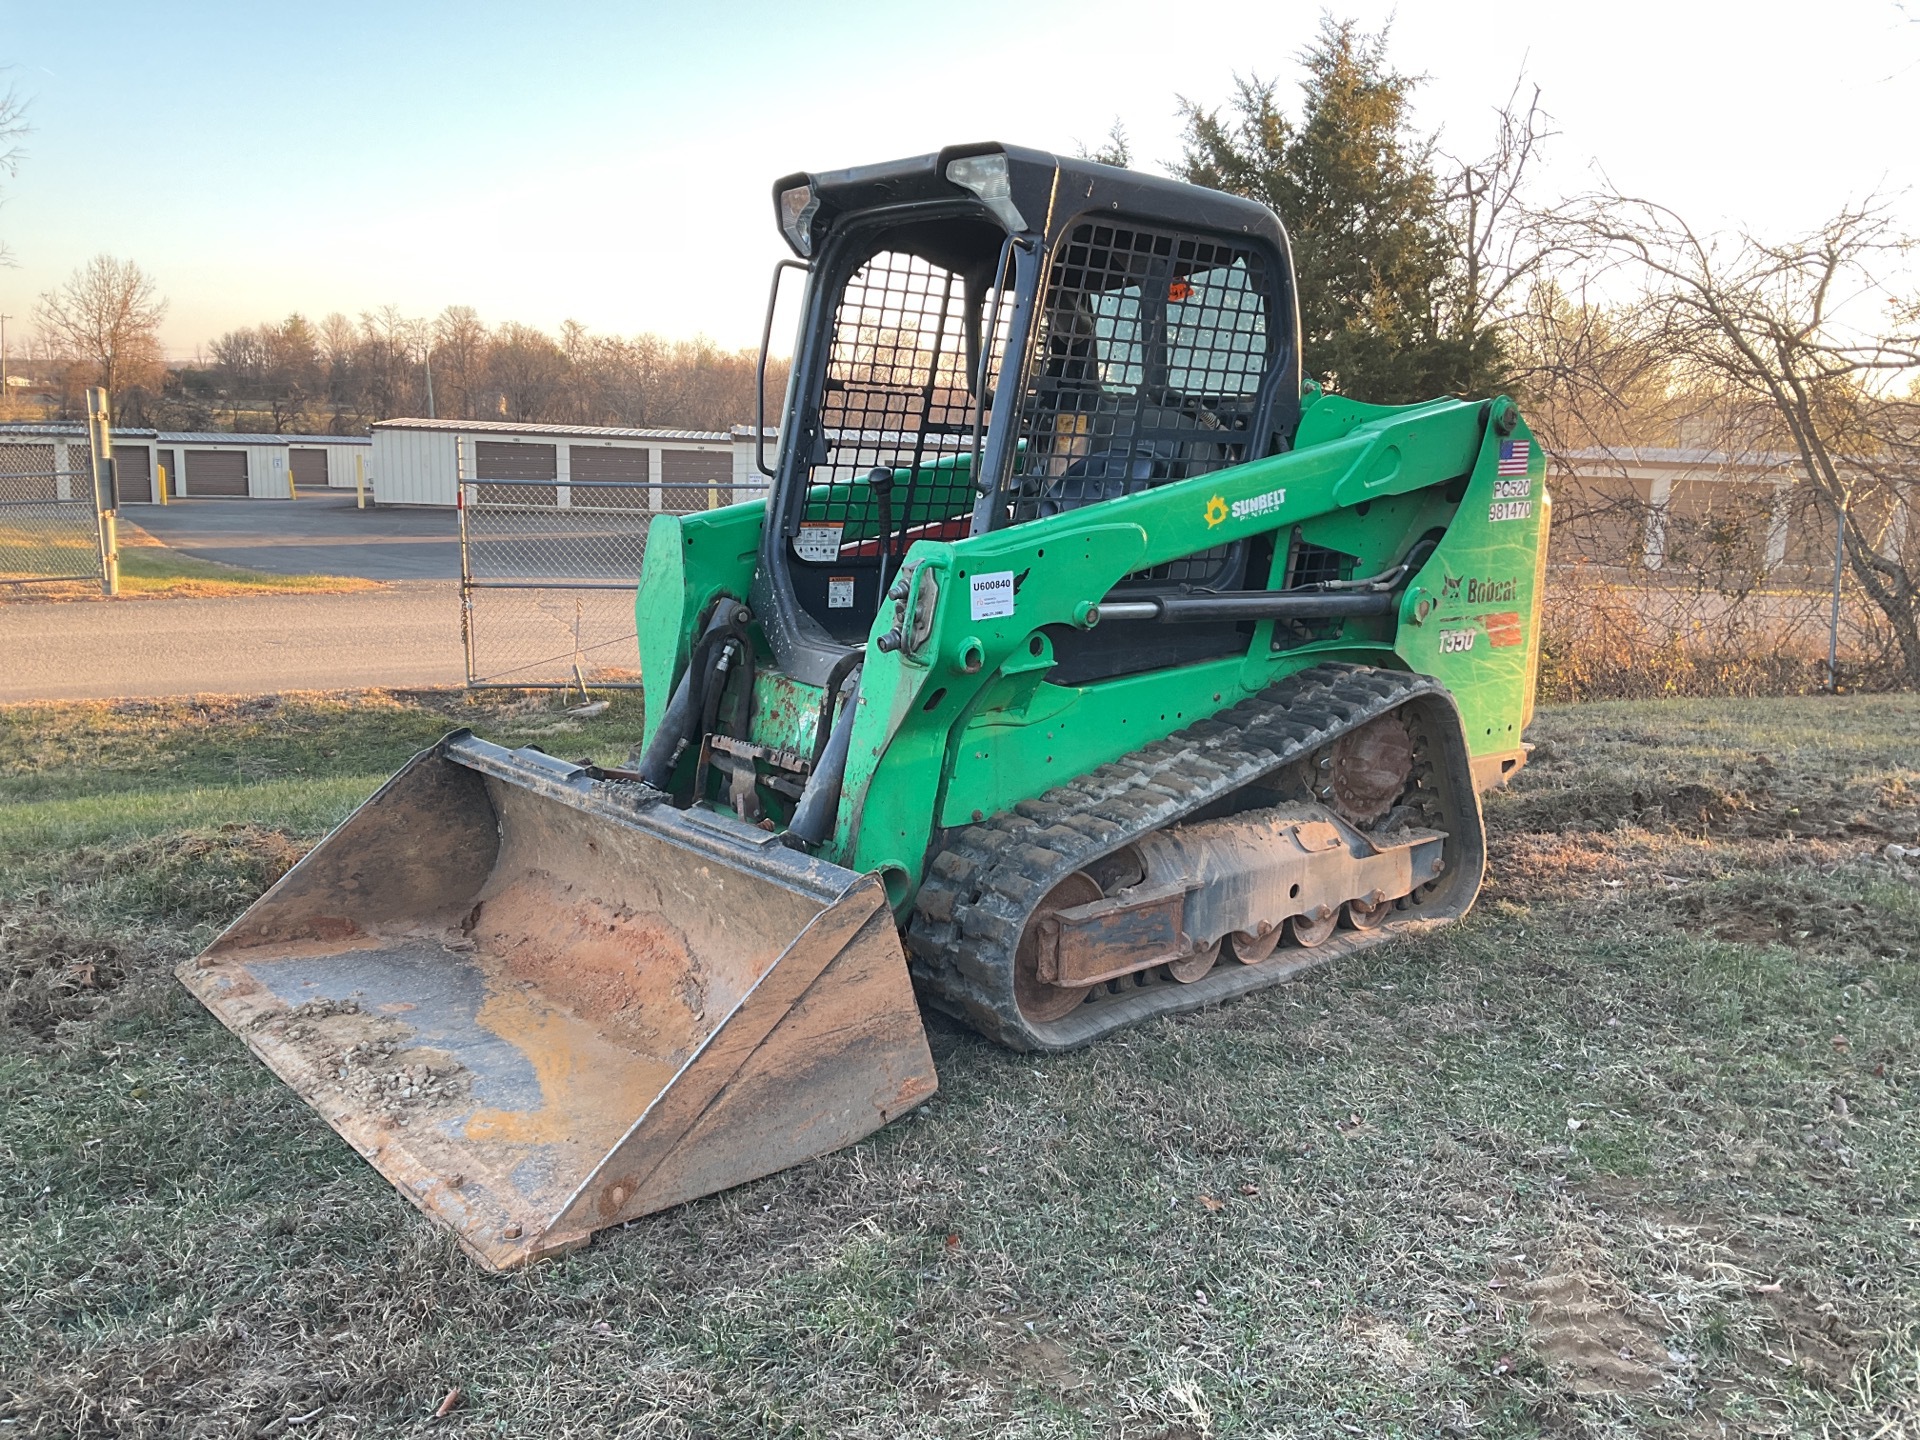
<box><xmin>1483</xmin><ymin>611</ymin><xmax>1525</xmax><ymax>647</ymax></box>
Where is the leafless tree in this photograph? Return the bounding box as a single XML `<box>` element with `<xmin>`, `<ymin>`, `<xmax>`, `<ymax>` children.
<box><xmin>1440</xmin><ymin>76</ymin><xmax>1556</xmax><ymax>345</ymax></box>
<box><xmin>356</xmin><ymin>305</ymin><xmax>427</xmax><ymax>419</ymax></box>
<box><xmin>1503</xmin><ymin>279</ymin><xmax>1682</xmax><ymax>453</ymax></box>
<box><xmin>209</xmin><ymin>314</ymin><xmax>323</xmax><ymax>431</ymax></box>
<box><xmin>1563</xmin><ymin>191</ymin><xmax>1920</xmax><ymax>683</ymax></box>
<box><xmin>35</xmin><ymin>254</ymin><xmax>168</xmax><ymax>396</ymax></box>
<box><xmin>432</xmin><ymin>305</ymin><xmax>489</xmax><ymax>419</ymax></box>
<box><xmin>0</xmin><ymin>84</ymin><xmax>28</xmax><ymax>266</ymax></box>
<box><xmin>486</xmin><ymin>321</ymin><xmax>568</xmax><ymax>421</ymax></box>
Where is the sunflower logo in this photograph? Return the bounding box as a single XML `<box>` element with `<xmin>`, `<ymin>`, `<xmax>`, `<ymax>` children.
<box><xmin>1203</xmin><ymin>495</ymin><xmax>1229</xmax><ymax>528</ymax></box>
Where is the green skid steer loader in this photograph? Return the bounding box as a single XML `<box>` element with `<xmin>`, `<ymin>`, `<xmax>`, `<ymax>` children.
<box><xmin>182</xmin><ymin>143</ymin><xmax>1550</xmax><ymax>1268</ymax></box>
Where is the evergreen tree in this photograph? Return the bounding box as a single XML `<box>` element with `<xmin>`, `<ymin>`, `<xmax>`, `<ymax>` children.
<box><xmin>1179</xmin><ymin>19</ymin><xmax>1504</xmax><ymax>404</ymax></box>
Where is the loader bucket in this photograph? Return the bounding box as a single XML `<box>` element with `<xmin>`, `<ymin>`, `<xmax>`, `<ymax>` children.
<box><xmin>178</xmin><ymin>733</ymin><xmax>937</xmax><ymax>1269</ymax></box>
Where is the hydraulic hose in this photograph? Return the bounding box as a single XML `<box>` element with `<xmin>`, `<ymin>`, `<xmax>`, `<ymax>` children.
<box><xmin>811</xmin><ymin>650</ymin><xmax>865</xmax><ymax>771</ymax></box>
<box><xmin>788</xmin><ymin>664</ymin><xmax>862</xmax><ymax>849</ymax></box>
<box><xmin>635</xmin><ymin>602</ymin><xmax>746</xmax><ymax>790</ymax></box>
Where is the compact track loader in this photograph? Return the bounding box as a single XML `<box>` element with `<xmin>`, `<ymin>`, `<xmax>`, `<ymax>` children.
<box><xmin>182</xmin><ymin>143</ymin><xmax>1550</xmax><ymax>1267</ymax></box>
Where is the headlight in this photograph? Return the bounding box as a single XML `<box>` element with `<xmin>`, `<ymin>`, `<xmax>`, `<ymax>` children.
<box><xmin>779</xmin><ymin>183</ymin><xmax>820</xmax><ymax>256</ymax></box>
<box><xmin>945</xmin><ymin>154</ymin><xmax>1027</xmax><ymax>234</ymax></box>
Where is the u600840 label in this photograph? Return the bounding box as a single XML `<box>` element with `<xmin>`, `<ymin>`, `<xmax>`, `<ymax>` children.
<box><xmin>969</xmin><ymin>571</ymin><xmax>1015</xmax><ymax>620</ymax></box>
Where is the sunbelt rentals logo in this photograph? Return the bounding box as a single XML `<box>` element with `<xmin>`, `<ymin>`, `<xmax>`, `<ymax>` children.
<box><xmin>1205</xmin><ymin>487</ymin><xmax>1285</xmax><ymax>528</ymax></box>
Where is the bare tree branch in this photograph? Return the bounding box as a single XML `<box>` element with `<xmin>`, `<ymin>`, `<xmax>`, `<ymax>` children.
<box><xmin>35</xmin><ymin>255</ymin><xmax>167</xmax><ymax>398</ymax></box>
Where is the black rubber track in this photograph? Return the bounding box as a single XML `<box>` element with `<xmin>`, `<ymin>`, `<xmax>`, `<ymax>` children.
<box><xmin>906</xmin><ymin>663</ymin><xmax>1488</xmax><ymax>1052</ymax></box>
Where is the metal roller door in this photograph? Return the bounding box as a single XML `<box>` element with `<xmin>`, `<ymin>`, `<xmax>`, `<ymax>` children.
<box><xmin>474</xmin><ymin>441</ymin><xmax>557</xmax><ymax>507</ymax></box>
<box><xmin>660</xmin><ymin>449</ymin><xmax>732</xmax><ymax>513</ymax></box>
<box><xmin>568</xmin><ymin>445</ymin><xmax>649</xmax><ymax>509</ymax></box>
<box><xmin>186</xmin><ymin>450</ymin><xmax>249</xmax><ymax>496</ymax></box>
<box><xmin>291</xmin><ymin>448</ymin><xmax>329</xmax><ymax>489</ymax></box>
<box><xmin>114</xmin><ymin>446</ymin><xmax>153</xmax><ymax>503</ymax></box>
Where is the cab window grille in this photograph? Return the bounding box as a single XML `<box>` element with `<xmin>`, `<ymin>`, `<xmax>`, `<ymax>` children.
<box><xmin>800</xmin><ymin>249</ymin><xmax>1012</xmax><ymax>560</ymax></box>
<box><xmin>1008</xmin><ymin>221</ymin><xmax>1273</xmax><ymax>585</ymax></box>
<box><xmin>1286</xmin><ymin>539</ymin><xmax>1354</xmax><ymax>589</ymax></box>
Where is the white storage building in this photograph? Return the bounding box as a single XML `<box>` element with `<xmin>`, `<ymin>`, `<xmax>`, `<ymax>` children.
<box><xmin>0</xmin><ymin>423</ymin><xmax>152</xmax><ymax>501</ymax></box>
<box><xmin>0</xmin><ymin>423</ymin><xmax>371</xmax><ymax>502</ymax></box>
<box><xmin>369</xmin><ymin>419</ymin><xmax>748</xmax><ymax>508</ymax></box>
<box><xmin>153</xmin><ymin>432</ymin><xmax>371</xmax><ymax>500</ymax></box>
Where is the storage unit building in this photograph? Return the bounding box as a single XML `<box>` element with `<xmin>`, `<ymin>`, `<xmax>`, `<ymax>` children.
<box><xmin>0</xmin><ymin>424</ymin><xmax>371</xmax><ymax>502</ymax></box>
<box><xmin>368</xmin><ymin>418</ymin><xmax>740</xmax><ymax>508</ymax></box>
<box><xmin>146</xmin><ymin>434</ymin><xmax>371</xmax><ymax>499</ymax></box>
<box><xmin>282</xmin><ymin>437</ymin><xmax>372</xmax><ymax>490</ymax></box>
<box><xmin>0</xmin><ymin>423</ymin><xmax>158</xmax><ymax>502</ymax></box>
<box><xmin>154</xmin><ymin>434</ymin><xmax>293</xmax><ymax>499</ymax></box>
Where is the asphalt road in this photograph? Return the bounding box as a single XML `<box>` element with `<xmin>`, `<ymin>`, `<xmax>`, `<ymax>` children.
<box><xmin>134</xmin><ymin>488</ymin><xmax>461</xmax><ymax>580</ymax></box>
<box><xmin>1</xmin><ymin>582</ymin><xmax>465</xmax><ymax>701</ymax></box>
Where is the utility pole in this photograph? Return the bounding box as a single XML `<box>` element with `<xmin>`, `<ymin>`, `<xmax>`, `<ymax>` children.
<box><xmin>424</xmin><ymin>345</ymin><xmax>436</xmax><ymax>419</ymax></box>
<box><xmin>0</xmin><ymin>314</ymin><xmax>11</xmax><ymax>417</ymax></box>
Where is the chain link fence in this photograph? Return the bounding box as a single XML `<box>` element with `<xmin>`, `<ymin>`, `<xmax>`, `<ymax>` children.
<box><xmin>1542</xmin><ymin>471</ymin><xmax>1915</xmax><ymax>699</ymax></box>
<box><xmin>459</xmin><ymin>476</ymin><xmax>766</xmax><ymax>689</ymax></box>
<box><xmin>0</xmin><ymin>437</ymin><xmax>102</xmax><ymax>586</ymax></box>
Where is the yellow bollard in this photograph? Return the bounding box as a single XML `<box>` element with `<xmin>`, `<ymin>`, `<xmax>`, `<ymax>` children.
<box><xmin>355</xmin><ymin>452</ymin><xmax>366</xmax><ymax>509</ymax></box>
<box><xmin>156</xmin><ymin>462</ymin><xmax>169</xmax><ymax>505</ymax></box>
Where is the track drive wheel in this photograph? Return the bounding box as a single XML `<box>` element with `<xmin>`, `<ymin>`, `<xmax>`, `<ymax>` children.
<box><xmin>1230</xmin><ymin>922</ymin><xmax>1285</xmax><ymax>965</ymax></box>
<box><xmin>1165</xmin><ymin>939</ymin><xmax>1222</xmax><ymax>983</ymax></box>
<box><xmin>1346</xmin><ymin>895</ymin><xmax>1393</xmax><ymax>929</ymax></box>
<box><xmin>1013</xmin><ymin>872</ymin><xmax>1103</xmax><ymax>1024</ymax></box>
<box><xmin>1326</xmin><ymin>713</ymin><xmax>1415</xmax><ymax>825</ymax></box>
<box><xmin>1290</xmin><ymin>906</ymin><xmax>1338</xmax><ymax>947</ymax></box>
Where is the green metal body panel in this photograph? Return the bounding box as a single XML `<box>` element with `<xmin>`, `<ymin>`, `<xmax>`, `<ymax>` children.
<box><xmin>637</xmin><ymin>391</ymin><xmax>1549</xmax><ymax>919</ymax></box>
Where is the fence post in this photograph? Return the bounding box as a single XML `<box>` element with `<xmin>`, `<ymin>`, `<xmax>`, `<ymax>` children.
<box><xmin>457</xmin><ymin>434</ymin><xmax>476</xmax><ymax>687</ymax></box>
<box><xmin>1827</xmin><ymin>505</ymin><xmax>1846</xmax><ymax>694</ymax></box>
<box><xmin>85</xmin><ymin>386</ymin><xmax>119</xmax><ymax>597</ymax></box>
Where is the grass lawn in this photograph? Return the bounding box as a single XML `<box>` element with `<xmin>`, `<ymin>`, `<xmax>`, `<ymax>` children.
<box><xmin>2</xmin><ymin>527</ymin><xmax>378</xmax><ymax>601</ymax></box>
<box><xmin>2</xmin><ymin>689</ymin><xmax>1917</xmax><ymax>1437</ymax></box>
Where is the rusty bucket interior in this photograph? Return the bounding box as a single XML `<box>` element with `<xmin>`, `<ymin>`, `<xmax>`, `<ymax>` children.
<box><xmin>178</xmin><ymin>734</ymin><xmax>937</xmax><ymax>1269</ymax></box>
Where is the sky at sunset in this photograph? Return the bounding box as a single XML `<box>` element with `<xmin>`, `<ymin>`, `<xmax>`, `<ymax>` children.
<box><xmin>2</xmin><ymin>0</ymin><xmax>1915</xmax><ymax>359</ymax></box>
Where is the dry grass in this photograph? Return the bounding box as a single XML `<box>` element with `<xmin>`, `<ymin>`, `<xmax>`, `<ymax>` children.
<box><xmin>2</xmin><ymin>690</ymin><xmax>1918</xmax><ymax>1437</ymax></box>
<box><xmin>1</xmin><ymin>524</ymin><xmax>379</xmax><ymax>601</ymax></box>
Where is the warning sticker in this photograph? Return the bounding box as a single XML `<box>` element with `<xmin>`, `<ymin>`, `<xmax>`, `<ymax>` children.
<box><xmin>826</xmin><ymin>576</ymin><xmax>855</xmax><ymax>609</ymax></box>
<box><xmin>795</xmin><ymin>524</ymin><xmax>843</xmax><ymax>562</ymax></box>
<box><xmin>969</xmin><ymin>570</ymin><xmax>1015</xmax><ymax>620</ymax></box>
<box><xmin>1483</xmin><ymin>611</ymin><xmax>1525</xmax><ymax>647</ymax></box>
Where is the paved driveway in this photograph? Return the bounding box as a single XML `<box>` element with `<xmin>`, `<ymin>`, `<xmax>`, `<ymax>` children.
<box><xmin>134</xmin><ymin>489</ymin><xmax>460</xmax><ymax>580</ymax></box>
<box><xmin>0</xmin><ymin>583</ymin><xmax>464</xmax><ymax>701</ymax></box>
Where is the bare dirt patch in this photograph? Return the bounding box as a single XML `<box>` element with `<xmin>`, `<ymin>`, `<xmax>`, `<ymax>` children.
<box><xmin>1510</xmin><ymin>1268</ymin><xmax>1675</xmax><ymax>1396</ymax></box>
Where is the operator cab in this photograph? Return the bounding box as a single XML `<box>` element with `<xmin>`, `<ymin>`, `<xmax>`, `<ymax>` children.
<box><xmin>752</xmin><ymin>143</ymin><xmax>1302</xmax><ymax>686</ymax></box>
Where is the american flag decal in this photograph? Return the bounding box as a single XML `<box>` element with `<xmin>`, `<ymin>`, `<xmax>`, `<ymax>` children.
<box><xmin>1496</xmin><ymin>439</ymin><xmax>1531</xmax><ymax>476</ymax></box>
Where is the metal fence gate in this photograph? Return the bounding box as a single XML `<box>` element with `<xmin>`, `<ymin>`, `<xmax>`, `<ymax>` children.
<box><xmin>0</xmin><ymin>436</ymin><xmax>103</xmax><ymax>587</ymax></box>
<box><xmin>459</xmin><ymin>472</ymin><xmax>765</xmax><ymax>690</ymax></box>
